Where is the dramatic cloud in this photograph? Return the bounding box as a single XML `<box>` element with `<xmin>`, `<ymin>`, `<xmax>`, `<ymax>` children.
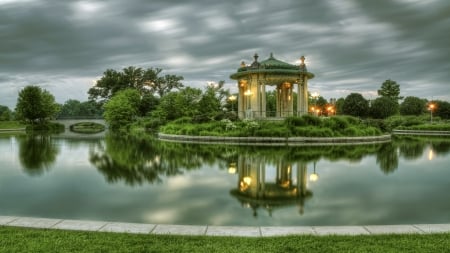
<box><xmin>1</xmin><ymin>0</ymin><xmax>449</xmax><ymax>108</ymax></box>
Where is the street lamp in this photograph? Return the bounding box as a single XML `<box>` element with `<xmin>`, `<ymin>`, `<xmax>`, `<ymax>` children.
<box><xmin>309</xmin><ymin>161</ymin><xmax>319</xmax><ymax>182</ymax></box>
<box><xmin>428</xmin><ymin>102</ymin><xmax>436</xmax><ymax>123</ymax></box>
<box><xmin>228</xmin><ymin>95</ymin><xmax>237</xmax><ymax>113</ymax></box>
<box><xmin>311</xmin><ymin>92</ymin><xmax>320</xmax><ymax>116</ymax></box>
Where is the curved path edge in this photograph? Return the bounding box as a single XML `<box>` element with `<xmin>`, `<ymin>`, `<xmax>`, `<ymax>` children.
<box><xmin>158</xmin><ymin>133</ymin><xmax>392</xmax><ymax>146</ymax></box>
<box><xmin>392</xmin><ymin>129</ymin><xmax>450</xmax><ymax>136</ymax></box>
<box><xmin>1</xmin><ymin>216</ymin><xmax>450</xmax><ymax>236</ymax></box>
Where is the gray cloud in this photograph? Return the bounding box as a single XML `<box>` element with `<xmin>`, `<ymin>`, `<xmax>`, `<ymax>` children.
<box><xmin>1</xmin><ymin>0</ymin><xmax>449</xmax><ymax>108</ymax></box>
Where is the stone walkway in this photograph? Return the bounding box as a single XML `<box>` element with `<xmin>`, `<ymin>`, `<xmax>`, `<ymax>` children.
<box><xmin>1</xmin><ymin>216</ymin><xmax>450</xmax><ymax>236</ymax></box>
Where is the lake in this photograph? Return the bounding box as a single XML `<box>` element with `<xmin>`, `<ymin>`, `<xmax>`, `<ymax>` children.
<box><xmin>0</xmin><ymin>133</ymin><xmax>449</xmax><ymax>226</ymax></box>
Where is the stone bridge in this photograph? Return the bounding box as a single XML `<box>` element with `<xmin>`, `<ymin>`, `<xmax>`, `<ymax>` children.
<box><xmin>52</xmin><ymin>119</ymin><xmax>108</xmax><ymax>129</ymax></box>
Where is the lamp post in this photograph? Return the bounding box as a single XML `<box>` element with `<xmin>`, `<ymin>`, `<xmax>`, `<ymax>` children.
<box><xmin>228</xmin><ymin>95</ymin><xmax>237</xmax><ymax>113</ymax></box>
<box><xmin>309</xmin><ymin>161</ymin><xmax>319</xmax><ymax>182</ymax></box>
<box><xmin>428</xmin><ymin>102</ymin><xmax>436</xmax><ymax>123</ymax></box>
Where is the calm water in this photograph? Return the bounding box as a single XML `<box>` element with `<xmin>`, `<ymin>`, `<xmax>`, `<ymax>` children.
<box><xmin>0</xmin><ymin>132</ymin><xmax>449</xmax><ymax>226</ymax></box>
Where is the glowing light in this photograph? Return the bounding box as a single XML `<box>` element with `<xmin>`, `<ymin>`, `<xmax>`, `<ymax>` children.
<box><xmin>309</xmin><ymin>173</ymin><xmax>319</xmax><ymax>182</ymax></box>
<box><xmin>428</xmin><ymin>149</ymin><xmax>434</xmax><ymax>161</ymax></box>
<box><xmin>243</xmin><ymin>176</ymin><xmax>252</xmax><ymax>185</ymax></box>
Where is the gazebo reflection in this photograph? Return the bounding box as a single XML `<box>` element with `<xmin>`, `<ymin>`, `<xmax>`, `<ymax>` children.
<box><xmin>230</xmin><ymin>156</ymin><xmax>313</xmax><ymax>217</ymax></box>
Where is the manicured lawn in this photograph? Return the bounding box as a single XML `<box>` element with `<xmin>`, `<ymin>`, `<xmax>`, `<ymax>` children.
<box><xmin>0</xmin><ymin>121</ymin><xmax>25</xmax><ymax>130</ymax></box>
<box><xmin>0</xmin><ymin>226</ymin><xmax>449</xmax><ymax>253</ymax></box>
<box><xmin>70</xmin><ymin>122</ymin><xmax>106</xmax><ymax>134</ymax></box>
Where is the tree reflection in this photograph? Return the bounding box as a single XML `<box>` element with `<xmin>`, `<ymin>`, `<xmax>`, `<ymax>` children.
<box><xmin>18</xmin><ymin>134</ymin><xmax>59</xmax><ymax>176</ymax></box>
<box><xmin>89</xmin><ymin>134</ymin><xmax>450</xmax><ymax>186</ymax></box>
<box><xmin>89</xmin><ymin>135</ymin><xmax>237</xmax><ymax>186</ymax></box>
<box><xmin>376</xmin><ymin>142</ymin><xmax>399</xmax><ymax>174</ymax></box>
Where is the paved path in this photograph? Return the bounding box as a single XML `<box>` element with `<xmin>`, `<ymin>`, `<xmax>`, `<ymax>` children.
<box><xmin>1</xmin><ymin>216</ymin><xmax>450</xmax><ymax>236</ymax></box>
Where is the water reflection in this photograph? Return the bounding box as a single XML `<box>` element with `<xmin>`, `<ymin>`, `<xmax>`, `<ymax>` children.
<box><xmin>17</xmin><ymin>134</ymin><xmax>59</xmax><ymax>176</ymax></box>
<box><xmin>230</xmin><ymin>156</ymin><xmax>312</xmax><ymax>217</ymax></box>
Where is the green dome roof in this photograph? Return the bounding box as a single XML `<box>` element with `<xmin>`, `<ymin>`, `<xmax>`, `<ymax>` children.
<box><xmin>230</xmin><ymin>53</ymin><xmax>314</xmax><ymax>80</ymax></box>
<box><xmin>259</xmin><ymin>53</ymin><xmax>298</xmax><ymax>70</ymax></box>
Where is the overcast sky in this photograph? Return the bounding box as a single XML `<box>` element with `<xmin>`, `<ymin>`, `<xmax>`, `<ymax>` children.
<box><xmin>1</xmin><ymin>0</ymin><xmax>449</xmax><ymax>108</ymax></box>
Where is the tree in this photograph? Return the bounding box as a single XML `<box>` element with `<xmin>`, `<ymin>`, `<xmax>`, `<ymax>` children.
<box><xmin>152</xmin><ymin>87</ymin><xmax>202</xmax><ymax>121</ymax></box>
<box><xmin>342</xmin><ymin>93</ymin><xmax>369</xmax><ymax>117</ymax></box>
<box><xmin>378</xmin><ymin>79</ymin><xmax>403</xmax><ymax>102</ymax></box>
<box><xmin>335</xmin><ymin>98</ymin><xmax>345</xmax><ymax>115</ymax></box>
<box><xmin>434</xmin><ymin>100</ymin><xmax>450</xmax><ymax>119</ymax></box>
<box><xmin>88</xmin><ymin>66</ymin><xmax>184</xmax><ymax>104</ymax></box>
<box><xmin>103</xmin><ymin>89</ymin><xmax>140</xmax><ymax>130</ymax></box>
<box><xmin>58</xmin><ymin>99</ymin><xmax>104</xmax><ymax>119</ymax></box>
<box><xmin>369</xmin><ymin>96</ymin><xmax>399</xmax><ymax>119</ymax></box>
<box><xmin>0</xmin><ymin>105</ymin><xmax>12</xmax><ymax>121</ymax></box>
<box><xmin>15</xmin><ymin>86</ymin><xmax>60</xmax><ymax>124</ymax></box>
<box><xmin>400</xmin><ymin>96</ymin><xmax>426</xmax><ymax>116</ymax></box>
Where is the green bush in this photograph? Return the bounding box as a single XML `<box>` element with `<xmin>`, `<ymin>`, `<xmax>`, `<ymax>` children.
<box><xmin>171</xmin><ymin>117</ymin><xmax>193</xmax><ymax>124</ymax></box>
<box><xmin>301</xmin><ymin>115</ymin><xmax>321</xmax><ymax>126</ymax></box>
<box><xmin>254</xmin><ymin>126</ymin><xmax>290</xmax><ymax>137</ymax></box>
<box><xmin>285</xmin><ymin>116</ymin><xmax>306</xmax><ymax>127</ymax></box>
<box><xmin>329</xmin><ymin>117</ymin><xmax>350</xmax><ymax>130</ymax></box>
<box><xmin>343</xmin><ymin>126</ymin><xmax>358</xmax><ymax>136</ymax></box>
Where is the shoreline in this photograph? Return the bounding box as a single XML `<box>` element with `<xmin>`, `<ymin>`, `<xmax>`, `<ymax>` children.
<box><xmin>158</xmin><ymin>133</ymin><xmax>392</xmax><ymax>146</ymax></box>
<box><xmin>1</xmin><ymin>215</ymin><xmax>450</xmax><ymax>236</ymax></box>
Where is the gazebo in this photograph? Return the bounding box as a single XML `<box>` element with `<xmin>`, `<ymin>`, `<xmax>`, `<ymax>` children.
<box><xmin>230</xmin><ymin>53</ymin><xmax>314</xmax><ymax>119</ymax></box>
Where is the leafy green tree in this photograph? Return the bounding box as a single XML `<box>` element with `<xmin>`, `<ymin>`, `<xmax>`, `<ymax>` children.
<box><xmin>103</xmin><ymin>89</ymin><xmax>140</xmax><ymax>130</ymax></box>
<box><xmin>0</xmin><ymin>105</ymin><xmax>12</xmax><ymax>121</ymax></box>
<box><xmin>197</xmin><ymin>81</ymin><xmax>230</xmax><ymax>121</ymax></box>
<box><xmin>342</xmin><ymin>93</ymin><xmax>369</xmax><ymax>117</ymax></box>
<box><xmin>138</xmin><ymin>94</ymin><xmax>159</xmax><ymax>117</ymax></box>
<box><xmin>378</xmin><ymin>79</ymin><xmax>403</xmax><ymax>102</ymax></box>
<box><xmin>400</xmin><ymin>96</ymin><xmax>426</xmax><ymax>116</ymax></box>
<box><xmin>88</xmin><ymin>66</ymin><xmax>184</xmax><ymax>104</ymax></box>
<box><xmin>15</xmin><ymin>86</ymin><xmax>60</xmax><ymax>124</ymax></box>
<box><xmin>58</xmin><ymin>99</ymin><xmax>103</xmax><ymax>119</ymax></box>
<box><xmin>335</xmin><ymin>98</ymin><xmax>345</xmax><ymax>115</ymax></box>
<box><xmin>59</xmin><ymin>99</ymin><xmax>82</xmax><ymax>118</ymax></box>
<box><xmin>266</xmin><ymin>91</ymin><xmax>277</xmax><ymax>117</ymax></box>
<box><xmin>369</xmin><ymin>96</ymin><xmax>399</xmax><ymax>119</ymax></box>
<box><xmin>152</xmin><ymin>87</ymin><xmax>202</xmax><ymax>121</ymax></box>
<box><xmin>434</xmin><ymin>100</ymin><xmax>450</xmax><ymax>119</ymax></box>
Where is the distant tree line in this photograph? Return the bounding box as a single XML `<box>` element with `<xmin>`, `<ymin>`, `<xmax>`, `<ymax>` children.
<box><xmin>3</xmin><ymin>68</ymin><xmax>450</xmax><ymax>132</ymax></box>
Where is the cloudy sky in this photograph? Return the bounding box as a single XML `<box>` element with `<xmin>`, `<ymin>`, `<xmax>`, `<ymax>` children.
<box><xmin>1</xmin><ymin>0</ymin><xmax>449</xmax><ymax>108</ymax></box>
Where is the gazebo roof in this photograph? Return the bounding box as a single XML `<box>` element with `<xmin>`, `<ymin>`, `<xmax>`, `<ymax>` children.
<box><xmin>230</xmin><ymin>53</ymin><xmax>314</xmax><ymax>80</ymax></box>
<box><xmin>259</xmin><ymin>53</ymin><xmax>298</xmax><ymax>70</ymax></box>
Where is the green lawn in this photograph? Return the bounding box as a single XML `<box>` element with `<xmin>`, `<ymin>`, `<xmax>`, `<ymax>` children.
<box><xmin>0</xmin><ymin>226</ymin><xmax>449</xmax><ymax>253</ymax></box>
<box><xmin>0</xmin><ymin>121</ymin><xmax>25</xmax><ymax>130</ymax></box>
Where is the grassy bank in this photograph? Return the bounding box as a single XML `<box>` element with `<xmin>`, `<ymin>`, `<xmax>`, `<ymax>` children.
<box><xmin>69</xmin><ymin>122</ymin><xmax>106</xmax><ymax>134</ymax></box>
<box><xmin>160</xmin><ymin>115</ymin><xmax>382</xmax><ymax>138</ymax></box>
<box><xmin>0</xmin><ymin>227</ymin><xmax>449</xmax><ymax>253</ymax></box>
<box><xmin>0</xmin><ymin>121</ymin><xmax>25</xmax><ymax>130</ymax></box>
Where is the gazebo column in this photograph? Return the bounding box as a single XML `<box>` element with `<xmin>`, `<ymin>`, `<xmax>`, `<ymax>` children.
<box><xmin>298</xmin><ymin>76</ymin><xmax>309</xmax><ymax>116</ymax></box>
<box><xmin>256</xmin><ymin>79</ymin><xmax>261</xmax><ymax>118</ymax></box>
<box><xmin>302</xmin><ymin>77</ymin><xmax>309</xmax><ymax>115</ymax></box>
<box><xmin>276</xmin><ymin>86</ymin><xmax>281</xmax><ymax>117</ymax></box>
<box><xmin>261</xmin><ymin>82</ymin><xmax>266</xmax><ymax>118</ymax></box>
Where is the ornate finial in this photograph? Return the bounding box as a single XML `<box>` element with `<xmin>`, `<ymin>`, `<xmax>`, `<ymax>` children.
<box><xmin>300</xmin><ymin>55</ymin><xmax>305</xmax><ymax>65</ymax></box>
<box><xmin>240</xmin><ymin>61</ymin><xmax>246</xmax><ymax>67</ymax></box>
<box><xmin>253</xmin><ymin>53</ymin><xmax>259</xmax><ymax>62</ymax></box>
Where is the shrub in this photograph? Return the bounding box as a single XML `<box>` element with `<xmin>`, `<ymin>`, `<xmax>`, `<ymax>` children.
<box><xmin>343</xmin><ymin>126</ymin><xmax>358</xmax><ymax>136</ymax></box>
<box><xmin>301</xmin><ymin>115</ymin><xmax>321</xmax><ymax>126</ymax></box>
<box><xmin>285</xmin><ymin>116</ymin><xmax>306</xmax><ymax>127</ymax></box>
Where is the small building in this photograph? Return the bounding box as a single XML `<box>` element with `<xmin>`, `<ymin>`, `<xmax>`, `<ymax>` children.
<box><xmin>230</xmin><ymin>53</ymin><xmax>315</xmax><ymax>119</ymax></box>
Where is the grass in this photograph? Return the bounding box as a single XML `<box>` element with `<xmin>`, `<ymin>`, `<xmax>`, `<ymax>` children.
<box><xmin>0</xmin><ymin>121</ymin><xmax>25</xmax><ymax>130</ymax></box>
<box><xmin>0</xmin><ymin>227</ymin><xmax>449</xmax><ymax>253</ymax></box>
<box><xmin>69</xmin><ymin>122</ymin><xmax>106</xmax><ymax>134</ymax></box>
<box><xmin>159</xmin><ymin>115</ymin><xmax>383</xmax><ymax>138</ymax></box>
